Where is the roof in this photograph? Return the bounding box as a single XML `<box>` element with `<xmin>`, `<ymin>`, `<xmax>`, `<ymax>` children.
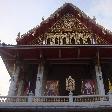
<box><xmin>16</xmin><ymin>3</ymin><xmax>112</xmax><ymax>45</ymax></box>
<box><xmin>1</xmin><ymin>3</ymin><xmax>112</xmax><ymax>76</ymax></box>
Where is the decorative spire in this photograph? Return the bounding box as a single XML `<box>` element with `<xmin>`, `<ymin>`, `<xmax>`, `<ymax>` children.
<box><xmin>93</xmin><ymin>16</ymin><xmax>96</xmax><ymax>21</ymax></box>
<box><xmin>16</xmin><ymin>32</ymin><xmax>21</xmax><ymax>42</ymax></box>
<box><xmin>42</xmin><ymin>17</ymin><xmax>44</xmax><ymax>21</ymax></box>
<box><xmin>17</xmin><ymin>32</ymin><xmax>20</xmax><ymax>38</ymax></box>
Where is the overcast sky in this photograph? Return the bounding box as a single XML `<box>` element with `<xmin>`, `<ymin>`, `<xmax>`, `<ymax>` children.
<box><xmin>0</xmin><ymin>0</ymin><xmax>112</xmax><ymax>95</ymax></box>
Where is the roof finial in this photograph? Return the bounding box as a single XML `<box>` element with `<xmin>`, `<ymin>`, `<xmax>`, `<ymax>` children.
<box><xmin>42</xmin><ymin>16</ymin><xmax>44</xmax><ymax>21</ymax></box>
<box><xmin>16</xmin><ymin>32</ymin><xmax>21</xmax><ymax>42</ymax></box>
<box><xmin>17</xmin><ymin>32</ymin><xmax>20</xmax><ymax>38</ymax></box>
<box><xmin>93</xmin><ymin>16</ymin><xmax>96</xmax><ymax>21</ymax></box>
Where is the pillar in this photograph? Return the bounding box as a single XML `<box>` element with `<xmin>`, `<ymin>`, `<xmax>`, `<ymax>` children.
<box><xmin>95</xmin><ymin>65</ymin><xmax>105</xmax><ymax>95</ymax></box>
<box><xmin>69</xmin><ymin>91</ymin><xmax>73</xmax><ymax>103</ymax></box>
<box><xmin>8</xmin><ymin>66</ymin><xmax>20</xmax><ymax>96</ymax></box>
<box><xmin>17</xmin><ymin>80</ymin><xmax>24</xmax><ymax>96</ymax></box>
<box><xmin>35</xmin><ymin>63</ymin><xmax>44</xmax><ymax>96</ymax></box>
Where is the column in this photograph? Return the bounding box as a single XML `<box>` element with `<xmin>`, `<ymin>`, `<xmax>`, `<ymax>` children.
<box><xmin>95</xmin><ymin>65</ymin><xmax>105</xmax><ymax>95</ymax></box>
<box><xmin>17</xmin><ymin>80</ymin><xmax>24</xmax><ymax>96</ymax></box>
<box><xmin>35</xmin><ymin>63</ymin><xmax>44</xmax><ymax>96</ymax></box>
<box><xmin>8</xmin><ymin>66</ymin><xmax>20</xmax><ymax>96</ymax></box>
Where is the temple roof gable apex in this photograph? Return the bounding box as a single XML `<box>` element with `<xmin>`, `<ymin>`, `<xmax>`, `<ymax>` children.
<box><xmin>16</xmin><ymin>3</ymin><xmax>112</xmax><ymax>45</ymax></box>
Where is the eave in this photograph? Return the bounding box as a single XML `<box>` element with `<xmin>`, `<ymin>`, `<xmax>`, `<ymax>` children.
<box><xmin>1</xmin><ymin>45</ymin><xmax>112</xmax><ymax>62</ymax></box>
<box><xmin>1</xmin><ymin>44</ymin><xmax>112</xmax><ymax>49</ymax></box>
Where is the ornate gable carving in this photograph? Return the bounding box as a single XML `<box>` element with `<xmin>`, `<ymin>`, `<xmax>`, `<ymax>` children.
<box><xmin>30</xmin><ymin>13</ymin><xmax>108</xmax><ymax>45</ymax></box>
<box><xmin>50</xmin><ymin>13</ymin><xmax>87</xmax><ymax>32</ymax></box>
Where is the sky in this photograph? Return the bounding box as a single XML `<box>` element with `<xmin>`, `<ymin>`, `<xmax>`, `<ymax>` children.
<box><xmin>0</xmin><ymin>0</ymin><xmax>112</xmax><ymax>96</ymax></box>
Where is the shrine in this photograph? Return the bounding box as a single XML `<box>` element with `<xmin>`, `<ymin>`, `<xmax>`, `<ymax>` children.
<box><xmin>0</xmin><ymin>3</ymin><xmax>112</xmax><ymax>112</ymax></box>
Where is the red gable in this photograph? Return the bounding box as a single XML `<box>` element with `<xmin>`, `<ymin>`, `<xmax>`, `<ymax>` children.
<box><xmin>16</xmin><ymin>3</ymin><xmax>112</xmax><ymax>45</ymax></box>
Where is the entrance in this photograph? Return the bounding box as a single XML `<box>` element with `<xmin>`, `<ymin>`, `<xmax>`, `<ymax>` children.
<box><xmin>46</xmin><ymin>64</ymin><xmax>94</xmax><ymax>96</ymax></box>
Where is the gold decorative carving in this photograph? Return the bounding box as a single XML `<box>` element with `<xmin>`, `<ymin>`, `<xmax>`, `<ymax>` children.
<box><xmin>66</xmin><ymin>76</ymin><xmax>75</xmax><ymax>92</ymax></box>
<box><xmin>30</xmin><ymin>13</ymin><xmax>108</xmax><ymax>45</ymax></box>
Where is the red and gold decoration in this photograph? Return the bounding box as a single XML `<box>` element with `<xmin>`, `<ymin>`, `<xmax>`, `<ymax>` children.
<box><xmin>19</xmin><ymin>12</ymin><xmax>109</xmax><ymax>45</ymax></box>
<box><xmin>45</xmin><ymin>80</ymin><xmax>59</xmax><ymax>96</ymax></box>
<box><xmin>24</xmin><ymin>81</ymin><xmax>30</xmax><ymax>96</ymax></box>
<box><xmin>81</xmin><ymin>80</ymin><xmax>96</xmax><ymax>95</ymax></box>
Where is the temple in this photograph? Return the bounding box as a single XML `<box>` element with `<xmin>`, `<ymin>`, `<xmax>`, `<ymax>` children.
<box><xmin>0</xmin><ymin>3</ymin><xmax>112</xmax><ymax>112</ymax></box>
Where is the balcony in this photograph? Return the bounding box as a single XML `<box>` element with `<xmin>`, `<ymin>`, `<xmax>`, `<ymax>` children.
<box><xmin>0</xmin><ymin>94</ymin><xmax>112</xmax><ymax>112</ymax></box>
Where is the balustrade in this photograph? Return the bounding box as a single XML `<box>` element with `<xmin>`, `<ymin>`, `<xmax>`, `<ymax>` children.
<box><xmin>73</xmin><ymin>95</ymin><xmax>109</xmax><ymax>102</ymax></box>
<box><xmin>32</xmin><ymin>96</ymin><xmax>69</xmax><ymax>102</ymax></box>
<box><xmin>0</xmin><ymin>96</ymin><xmax>28</xmax><ymax>103</ymax></box>
<box><xmin>0</xmin><ymin>95</ymin><xmax>110</xmax><ymax>104</ymax></box>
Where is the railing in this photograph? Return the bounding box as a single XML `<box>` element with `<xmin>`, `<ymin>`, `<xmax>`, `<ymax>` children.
<box><xmin>0</xmin><ymin>96</ymin><xmax>28</xmax><ymax>103</ymax></box>
<box><xmin>73</xmin><ymin>95</ymin><xmax>109</xmax><ymax>102</ymax></box>
<box><xmin>0</xmin><ymin>94</ymin><xmax>112</xmax><ymax>103</ymax></box>
<box><xmin>0</xmin><ymin>93</ymin><xmax>112</xmax><ymax>111</ymax></box>
<box><xmin>33</xmin><ymin>96</ymin><xmax>69</xmax><ymax>102</ymax></box>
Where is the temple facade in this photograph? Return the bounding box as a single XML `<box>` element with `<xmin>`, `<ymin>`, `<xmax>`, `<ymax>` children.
<box><xmin>0</xmin><ymin>3</ymin><xmax>112</xmax><ymax>112</ymax></box>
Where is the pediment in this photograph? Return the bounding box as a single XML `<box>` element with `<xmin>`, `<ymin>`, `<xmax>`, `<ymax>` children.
<box><xmin>30</xmin><ymin>13</ymin><xmax>108</xmax><ymax>45</ymax></box>
<box><xmin>17</xmin><ymin>3</ymin><xmax>112</xmax><ymax>45</ymax></box>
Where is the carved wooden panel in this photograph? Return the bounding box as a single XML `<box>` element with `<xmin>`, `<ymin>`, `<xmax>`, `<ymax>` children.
<box><xmin>30</xmin><ymin>13</ymin><xmax>108</xmax><ymax>45</ymax></box>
